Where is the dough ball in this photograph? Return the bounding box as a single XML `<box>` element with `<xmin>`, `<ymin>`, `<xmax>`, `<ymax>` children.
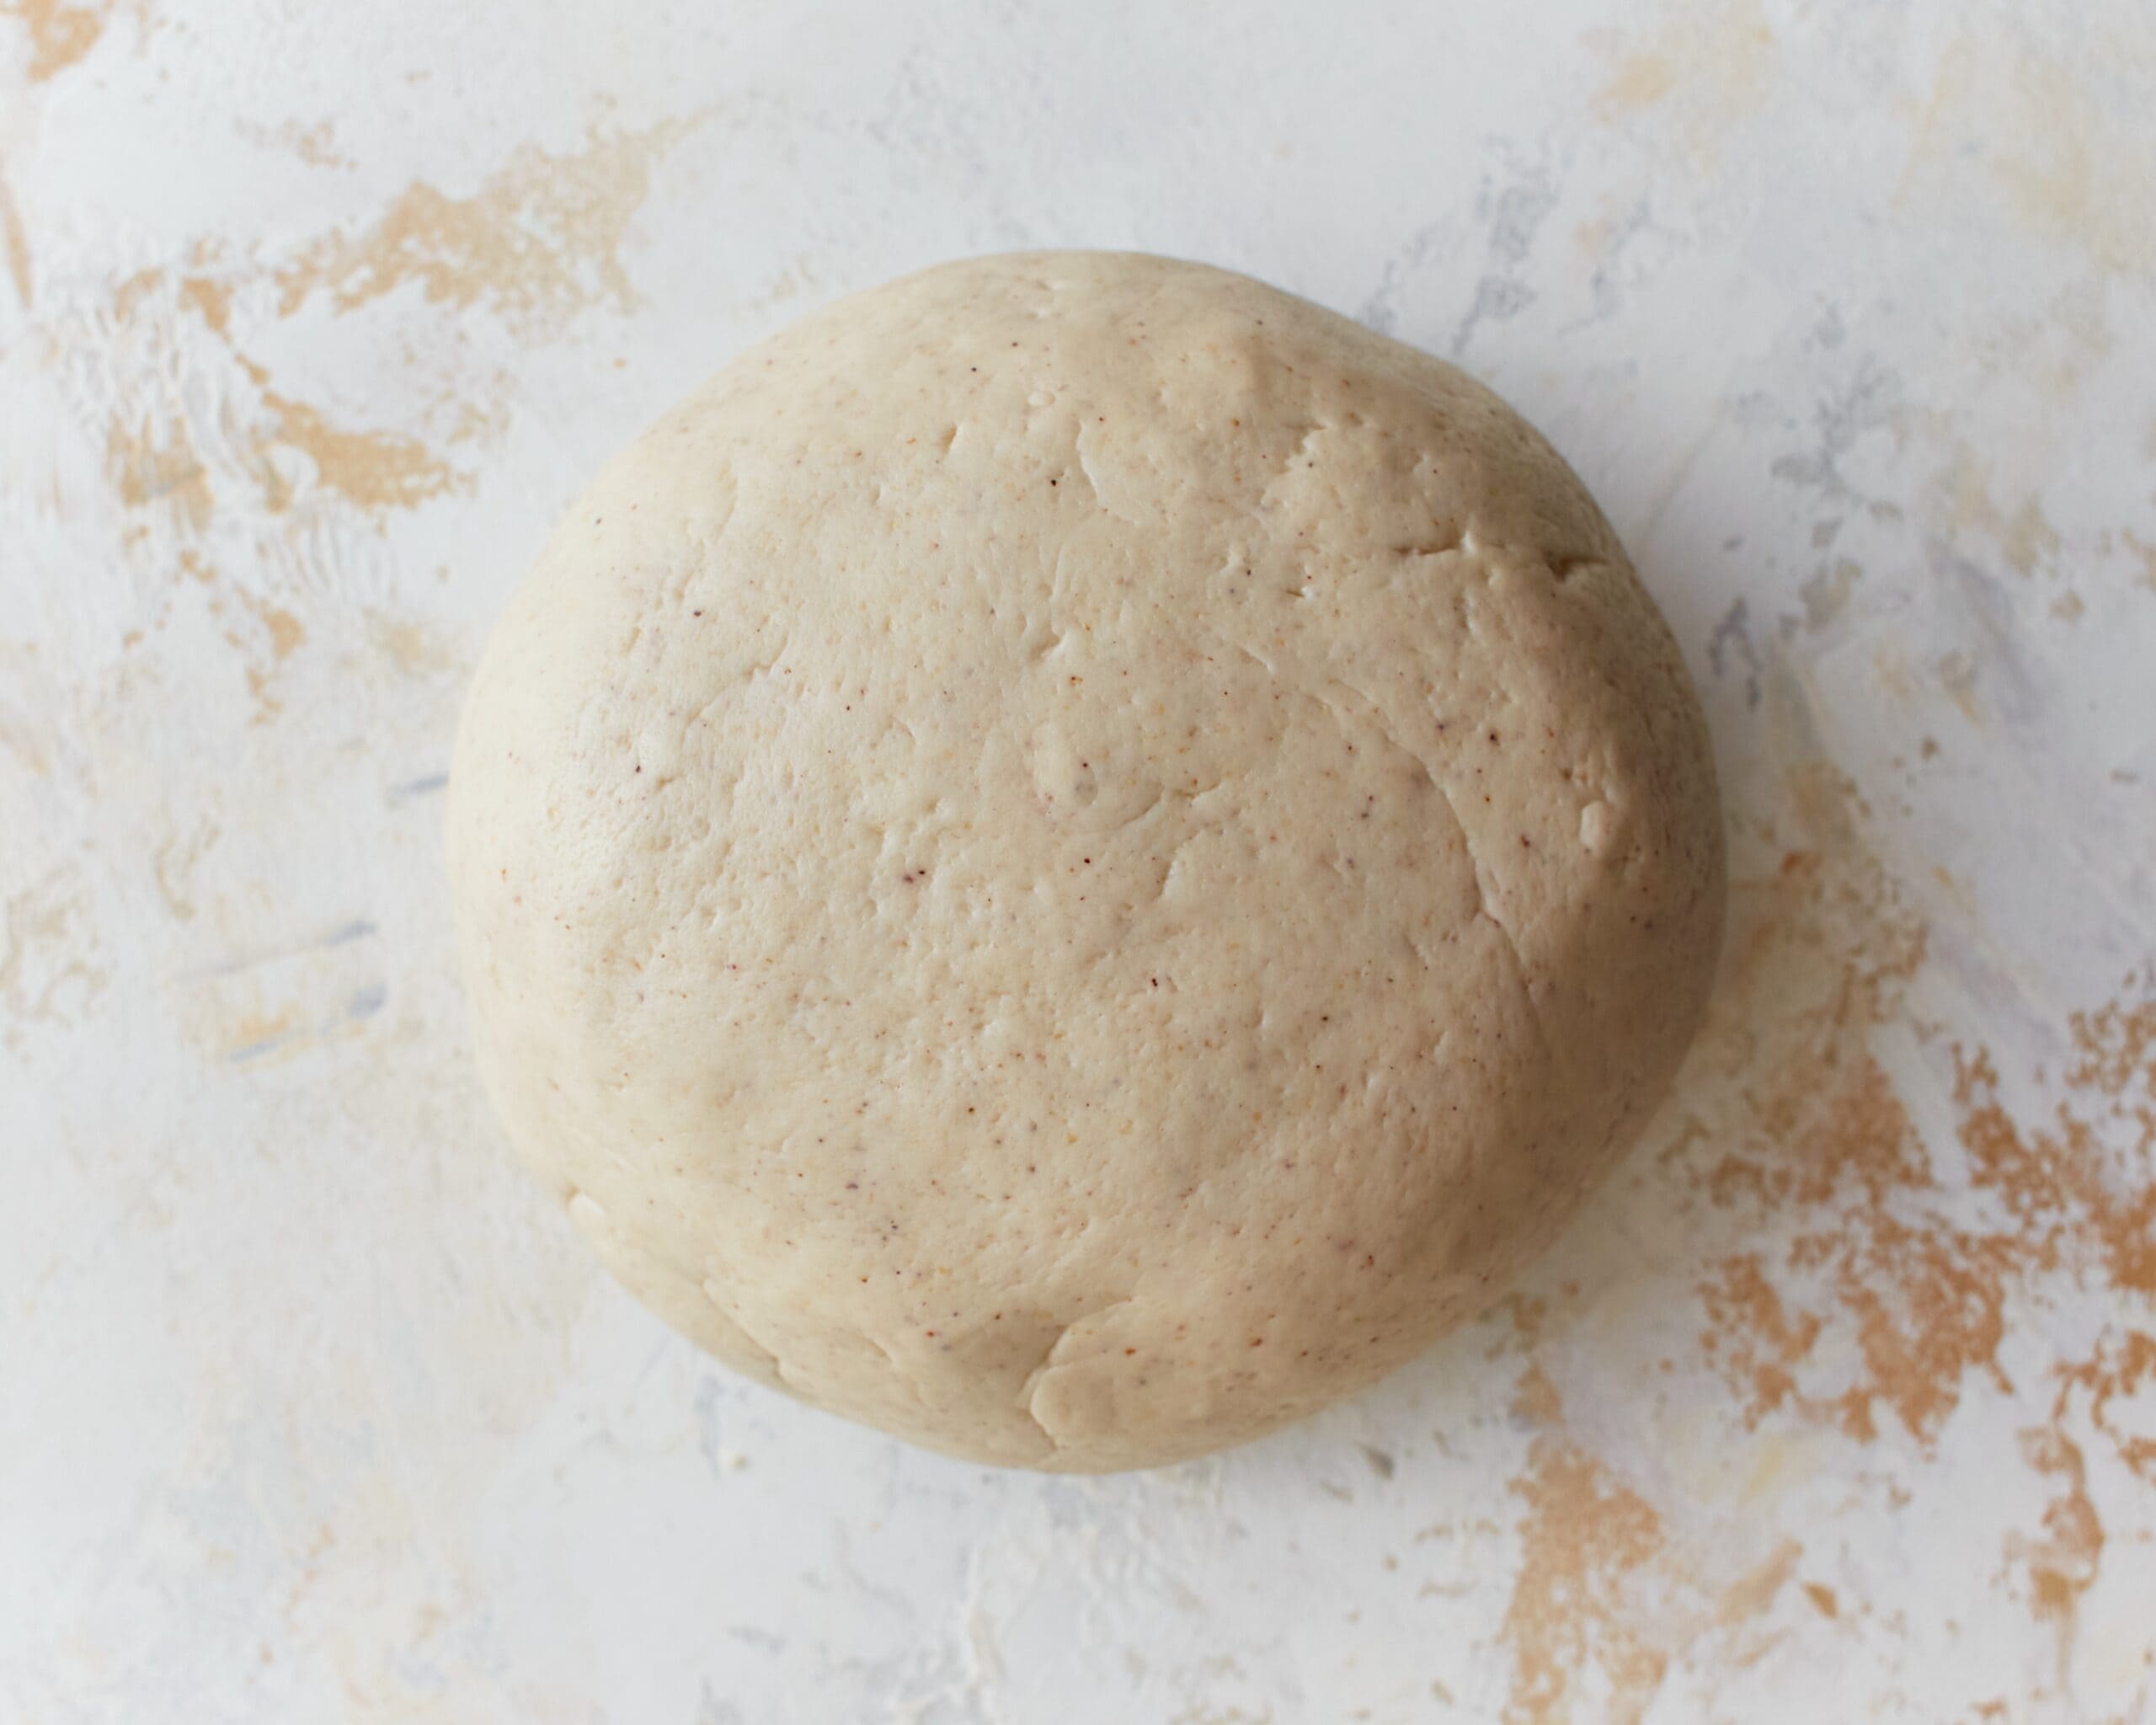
<box><xmin>447</xmin><ymin>253</ymin><xmax>1724</xmax><ymax>1471</ymax></box>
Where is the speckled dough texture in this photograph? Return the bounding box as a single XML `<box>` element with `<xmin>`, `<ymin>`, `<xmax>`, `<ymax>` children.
<box><xmin>446</xmin><ymin>251</ymin><xmax>1725</xmax><ymax>1471</ymax></box>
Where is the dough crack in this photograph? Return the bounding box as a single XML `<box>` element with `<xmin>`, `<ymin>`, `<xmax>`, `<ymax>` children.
<box><xmin>698</xmin><ymin>1279</ymin><xmax>786</xmax><ymax>1379</ymax></box>
<box><xmin>1544</xmin><ymin>551</ymin><xmax>1609</xmax><ymax>585</ymax></box>
<box><xmin>1069</xmin><ymin>427</ymin><xmax>1143</xmax><ymax>523</ymax></box>
<box><xmin>1313</xmin><ymin>670</ymin><xmax>1552</xmax><ymax>1060</ymax></box>
<box><xmin>1390</xmin><ymin>524</ymin><xmax>1465</xmax><ymax>558</ymax></box>
<box><xmin>1428</xmin><ymin>775</ymin><xmax>1551</xmax><ymax>1064</ymax></box>
<box><xmin>1017</xmin><ymin>1295</ymin><xmax>1138</xmax><ymax>1446</ymax></box>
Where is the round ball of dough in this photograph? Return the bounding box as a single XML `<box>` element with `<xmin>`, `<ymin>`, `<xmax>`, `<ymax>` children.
<box><xmin>447</xmin><ymin>253</ymin><xmax>1724</xmax><ymax>1471</ymax></box>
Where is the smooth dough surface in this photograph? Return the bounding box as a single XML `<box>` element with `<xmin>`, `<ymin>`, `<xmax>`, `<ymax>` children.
<box><xmin>447</xmin><ymin>252</ymin><xmax>1725</xmax><ymax>1471</ymax></box>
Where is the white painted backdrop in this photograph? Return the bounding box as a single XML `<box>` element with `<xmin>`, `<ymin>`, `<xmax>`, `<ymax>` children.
<box><xmin>4</xmin><ymin>1</ymin><xmax>2153</xmax><ymax>1719</ymax></box>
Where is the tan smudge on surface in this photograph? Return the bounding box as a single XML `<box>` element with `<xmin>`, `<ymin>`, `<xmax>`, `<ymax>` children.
<box><xmin>1486</xmin><ymin>1291</ymin><xmax>1551</xmax><ymax>1357</ymax></box>
<box><xmin>1903</xmin><ymin>36</ymin><xmax>2156</xmax><ymax>275</ymax></box>
<box><xmin>1999</xmin><ymin>501</ymin><xmax>2061</xmax><ymax>582</ymax></box>
<box><xmin>3</xmin><ymin>0</ymin><xmax>106</xmax><ymax>82</ymax></box>
<box><xmin>1572</xmin><ymin>212</ymin><xmax>1621</xmax><ymax>265</ymax></box>
<box><xmin>179</xmin><ymin>274</ymin><xmax>232</xmax><ymax>335</ymax></box>
<box><xmin>1870</xmin><ymin>641</ymin><xmax>1916</xmax><ymax>704</ymax></box>
<box><xmin>1680</xmin><ymin>756</ymin><xmax>1929</xmax><ymax>1213</ymax></box>
<box><xmin>1989</xmin><ymin>64</ymin><xmax>2156</xmax><ymax>278</ymax></box>
<box><xmin>1593</xmin><ymin>52</ymin><xmax>1678</xmax><ymax>120</ymax></box>
<box><xmin>268</xmin><ymin>118</ymin><xmax>349</xmax><ymax>169</ymax></box>
<box><xmin>185</xmin><ymin>958</ymin><xmax>387</xmax><ymax>1066</ymax></box>
<box><xmin>1698</xmin><ymin>1252</ymin><xmax>1820</xmax><ymax>1424</ymax></box>
<box><xmin>367</xmin><ymin>611</ymin><xmax>457</xmax><ymax>677</ymax></box>
<box><xmin>231</xmin><ymin>356</ymin><xmax>456</xmax><ymax>515</ymax></box>
<box><xmin>1714</xmin><ymin>1538</ymin><xmax>1801</xmax><ymax>1628</ymax></box>
<box><xmin>97</xmin><ymin>271</ymin><xmax>453</xmax><ymax>523</ymax></box>
<box><xmin>2052</xmin><ymin>1329</ymin><xmax>2156</xmax><ymax>1485</ymax></box>
<box><xmin>107</xmin><ymin>411</ymin><xmax>212</xmax><ymax>531</ymax></box>
<box><xmin>1964</xmin><ymin>281</ymin><xmax>2116</xmax><ymax>403</ymax></box>
<box><xmin>0</xmin><ymin>709</ymin><xmax>50</xmax><ymax>777</ymax></box>
<box><xmin>0</xmin><ymin>166</ymin><xmax>31</xmax><ymax>306</ymax></box>
<box><xmin>2068</xmin><ymin>997</ymin><xmax>2155</xmax><ymax>1104</ymax></box>
<box><xmin>1501</xmin><ymin>1437</ymin><xmax>1671</xmax><ymax>1725</ymax></box>
<box><xmin>1936</xmin><ymin>649</ymin><xmax>1986</xmax><ymax>727</ymax></box>
<box><xmin>2008</xmin><ymin>1426</ymin><xmax>2100</xmax><ymax>1677</ymax></box>
<box><xmin>232</xmin><ymin>652</ymin><xmax>280</xmax><ymax>725</ymax></box>
<box><xmin>250</xmin><ymin>598</ymin><xmax>304</xmax><ymax>661</ymax></box>
<box><xmin>232</xmin><ymin>589</ymin><xmax>306</xmax><ymax>694</ymax></box>
<box><xmin>274</xmin><ymin>116</ymin><xmax>702</xmax><ymax>335</ymax></box>
<box><xmin>1588</xmin><ymin>0</ymin><xmax>1777</xmax><ymax>161</ymax></box>
<box><xmin>1510</xmin><ymin>1360</ymin><xmax>1564</xmax><ymax>1426</ymax></box>
<box><xmin>0</xmin><ymin>866</ymin><xmax>108</xmax><ymax>1045</ymax></box>
<box><xmin>444</xmin><ymin>394</ymin><xmax>510</xmax><ymax>447</ymax></box>
<box><xmin>1680</xmin><ymin>780</ymin><xmax>2154</xmax><ymax>1451</ymax></box>
<box><xmin>1658</xmin><ymin>706</ymin><xmax>2153</xmax><ymax>1660</ymax></box>
<box><xmin>1935</xmin><ymin>449</ymin><xmax>2062</xmax><ymax>579</ymax></box>
<box><xmin>77</xmin><ymin>183</ymin><xmax>520</xmax><ymax>559</ymax></box>
<box><xmin>1167</xmin><ymin>1705</ymin><xmax>1274</xmax><ymax>1725</ymax></box>
<box><xmin>2123</xmin><ymin>531</ymin><xmax>2156</xmax><ymax>597</ymax></box>
<box><xmin>109</xmin><ymin>264</ymin><xmax>163</xmax><ymax>320</ymax></box>
<box><xmin>1492</xmin><ymin>1359</ymin><xmax>1822</xmax><ymax>1717</ymax></box>
<box><xmin>210</xmin><ymin>573</ymin><xmax>307</xmax><ymax>727</ymax></box>
<box><xmin>205</xmin><ymin>1001</ymin><xmax>306</xmax><ymax>1062</ymax></box>
<box><xmin>254</xmin><ymin>385</ymin><xmax>456</xmax><ymax>514</ymax></box>
<box><xmin>1954</xmin><ymin>1026</ymin><xmax>2156</xmax><ymax>1302</ymax></box>
<box><xmin>152</xmin><ymin>820</ymin><xmax>218</xmax><ymax>922</ymax></box>
<box><xmin>1800</xmin><ymin>558</ymin><xmax>1860</xmax><ymax>630</ymax></box>
<box><xmin>1506</xmin><ymin>637</ymin><xmax>2153</xmax><ymax>1706</ymax></box>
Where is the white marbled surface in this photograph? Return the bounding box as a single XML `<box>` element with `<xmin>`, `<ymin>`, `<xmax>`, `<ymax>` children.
<box><xmin>4</xmin><ymin>1</ymin><xmax>2154</xmax><ymax>1719</ymax></box>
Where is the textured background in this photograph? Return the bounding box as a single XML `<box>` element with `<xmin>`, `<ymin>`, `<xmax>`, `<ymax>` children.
<box><xmin>4</xmin><ymin>1</ymin><xmax>2154</xmax><ymax>1720</ymax></box>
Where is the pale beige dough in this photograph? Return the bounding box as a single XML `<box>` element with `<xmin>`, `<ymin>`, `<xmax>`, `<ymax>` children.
<box><xmin>447</xmin><ymin>252</ymin><xmax>1725</xmax><ymax>1471</ymax></box>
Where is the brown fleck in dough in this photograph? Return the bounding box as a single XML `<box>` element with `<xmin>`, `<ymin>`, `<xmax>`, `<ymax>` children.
<box><xmin>446</xmin><ymin>252</ymin><xmax>1726</xmax><ymax>1471</ymax></box>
